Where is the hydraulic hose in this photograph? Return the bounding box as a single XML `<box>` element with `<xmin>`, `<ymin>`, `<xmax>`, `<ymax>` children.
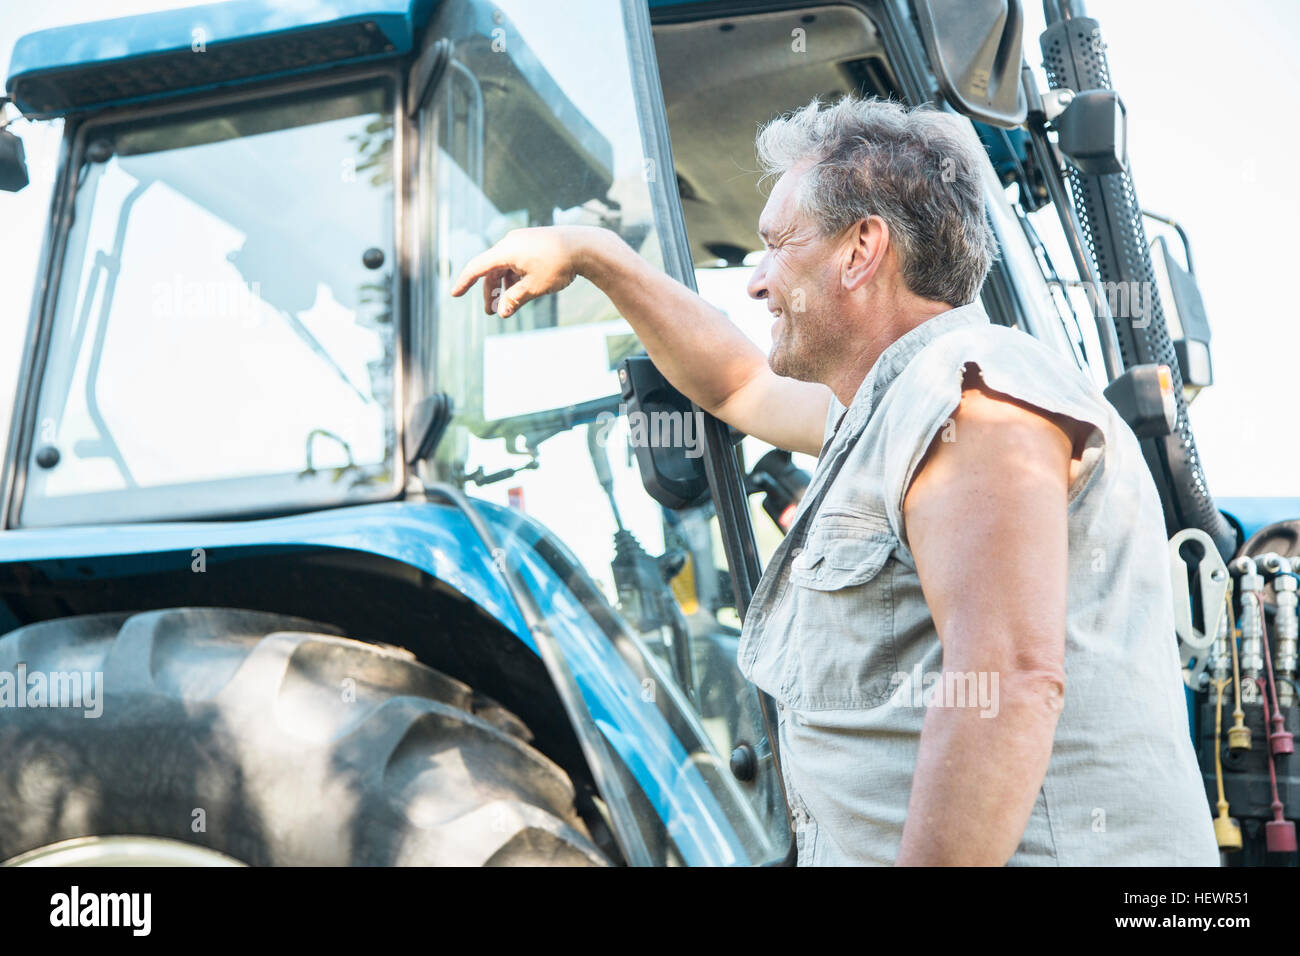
<box><xmin>1209</xmin><ymin>587</ymin><xmax>1241</xmax><ymax>850</ymax></box>
<box><xmin>1226</xmin><ymin>579</ymin><xmax>1251</xmax><ymax>752</ymax></box>
<box><xmin>1211</xmin><ymin>674</ymin><xmax>1242</xmax><ymax>851</ymax></box>
<box><xmin>1254</xmin><ymin>591</ymin><xmax>1293</xmax><ymax>755</ymax></box>
<box><xmin>1256</xmin><ymin>682</ymin><xmax>1298</xmax><ymax>853</ymax></box>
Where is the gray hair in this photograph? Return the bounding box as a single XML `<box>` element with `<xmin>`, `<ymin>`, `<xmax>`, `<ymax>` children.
<box><xmin>755</xmin><ymin>95</ymin><xmax>996</xmax><ymax>306</ymax></box>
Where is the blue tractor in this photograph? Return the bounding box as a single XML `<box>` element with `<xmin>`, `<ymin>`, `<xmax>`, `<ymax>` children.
<box><xmin>0</xmin><ymin>0</ymin><xmax>1285</xmax><ymax>865</ymax></box>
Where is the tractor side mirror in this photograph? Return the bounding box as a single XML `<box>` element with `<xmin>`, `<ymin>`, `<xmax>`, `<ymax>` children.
<box><xmin>619</xmin><ymin>354</ymin><xmax>710</xmax><ymax>510</ymax></box>
<box><xmin>913</xmin><ymin>0</ymin><xmax>1027</xmax><ymax>128</ymax></box>
<box><xmin>405</xmin><ymin>392</ymin><xmax>454</xmax><ymax>465</ymax></box>
<box><xmin>0</xmin><ymin>129</ymin><xmax>29</xmax><ymax>192</ymax></box>
<box><xmin>1151</xmin><ymin>232</ymin><xmax>1214</xmax><ymax>396</ymax></box>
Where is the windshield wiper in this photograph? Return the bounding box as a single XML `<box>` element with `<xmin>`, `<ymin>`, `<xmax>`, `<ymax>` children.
<box><xmin>274</xmin><ymin>305</ymin><xmax>370</xmax><ymax>405</ymax></box>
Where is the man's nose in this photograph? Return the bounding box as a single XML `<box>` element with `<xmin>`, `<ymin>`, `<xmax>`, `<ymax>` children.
<box><xmin>746</xmin><ymin>259</ymin><xmax>769</xmax><ymax>301</ymax></box>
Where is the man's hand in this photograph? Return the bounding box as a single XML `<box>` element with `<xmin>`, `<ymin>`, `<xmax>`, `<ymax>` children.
<box><xmin>451</xmin><ymin>225</ymin><xmax>830</xmax><ymax>456</ymax></box>
<box><xmin>895</xmin><ymin>372</ymin><xmax>1086</xmax><ymax>866</ymax></box>
<box><xmin>451</xmin><ymin>226</ymin><xmax>601</xmax><ymax>319</ymax></box>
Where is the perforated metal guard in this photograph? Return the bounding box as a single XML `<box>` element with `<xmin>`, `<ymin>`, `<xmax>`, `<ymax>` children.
<box><xmin>11</xmin><ymin>21</ymin><xmax>392</xmax><ymax>117</ymax></box>
<box><xmin>1041</xmin><ymin>17</ymin><xmax>1234</xmax><ymax>558</ymax></box>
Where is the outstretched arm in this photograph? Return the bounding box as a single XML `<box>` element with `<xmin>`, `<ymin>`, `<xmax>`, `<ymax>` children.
<box><xmin>451</xmin><ymin>225</ymin><xmax>830</xmax><ymax>457</ymax></box>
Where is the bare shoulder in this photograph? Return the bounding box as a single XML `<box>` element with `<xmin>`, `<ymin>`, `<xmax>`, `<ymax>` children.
<box><xmin>904</xmin><ymin>365</ymin><xmax>1078</xmax><ymax>516</ymax></box>
<box><xmin>951</xmin><ymin>364</ymin><xmax>1092</xmax><ymax>459</ymax></box>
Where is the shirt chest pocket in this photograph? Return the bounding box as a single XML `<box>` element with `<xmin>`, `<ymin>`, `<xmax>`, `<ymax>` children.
<box><xmin>778</xmin><ymin>514</ymin><xmax>899</xmax><ymax>711</ymax></box>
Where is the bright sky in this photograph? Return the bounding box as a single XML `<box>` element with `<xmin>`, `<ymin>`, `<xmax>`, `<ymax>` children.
<box><xmin>2</xmin><ymin>0</ymin><xmax>1298</xmax><ymax>502</ymax></box>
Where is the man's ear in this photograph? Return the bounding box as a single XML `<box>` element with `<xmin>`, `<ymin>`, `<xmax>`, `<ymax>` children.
<box><xmin>842</xmin><ymin>215</ymin><xmax>888</xmax><ymax>292</ymax></box>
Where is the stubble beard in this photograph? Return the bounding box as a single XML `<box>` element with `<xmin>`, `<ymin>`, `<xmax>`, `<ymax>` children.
<box><xmin>769</xmin><ymin>312</ymin><xmax>825</xmax><ymax>383</ymax></box>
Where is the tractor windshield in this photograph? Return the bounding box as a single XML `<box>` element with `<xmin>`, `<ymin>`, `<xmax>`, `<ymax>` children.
<box><xmin>20</xmin><ymin>80</ymin><xmax>398</xmax><ymax>526</ymax></box>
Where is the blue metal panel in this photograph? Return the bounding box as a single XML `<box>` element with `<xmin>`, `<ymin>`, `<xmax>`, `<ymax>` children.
<box><xmin>0</xmin><ymin>500</ymin><xmax>521</xmax><ymax>631</ymax></box>
<box><xmin>1217</xmin><ymin>497</ymin><xmax>1300</xmax><ymax>544</ymax></box>
<box><xmin>6</xmin><ymin>0</ymin><xmax>436</xmax><ymax>115</ymax></box>
<box><xmin>0</xmin><ymin>500</ymin><xmax>748</xmax><ymax>864</ymax></box>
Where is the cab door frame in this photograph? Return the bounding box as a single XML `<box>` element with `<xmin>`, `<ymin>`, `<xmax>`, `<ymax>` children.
<box><xmin>630</xmin><ymin>0</ymin><xmax>800</xmax><ymax>864</ymax></box>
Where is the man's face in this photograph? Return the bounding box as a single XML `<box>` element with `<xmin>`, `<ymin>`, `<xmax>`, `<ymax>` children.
<box><xmin>747</xmin><ymin>164</ymin><xmax>846</xmax><ymax>383</ymax></box>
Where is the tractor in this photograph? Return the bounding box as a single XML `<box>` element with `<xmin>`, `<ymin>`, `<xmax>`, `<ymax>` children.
<box><xmin>0</xmin><ymin>0</ymin><xmax>1286</xmax><ymax>866</ymax></box>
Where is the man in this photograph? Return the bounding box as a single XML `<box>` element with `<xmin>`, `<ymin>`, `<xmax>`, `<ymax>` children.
<box><xmin>453</xmin><ymin>96</ymin><xmax>1219</xmax><ymax>866</ymax></box>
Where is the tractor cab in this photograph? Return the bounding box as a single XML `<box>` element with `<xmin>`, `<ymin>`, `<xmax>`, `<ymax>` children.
<box><xmin>0</xmin><ymin>0</ymin><xmax>1285</xmax><ymax>867</ymax></box>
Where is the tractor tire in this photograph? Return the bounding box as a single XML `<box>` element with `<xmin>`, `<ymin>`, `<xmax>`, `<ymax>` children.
<box><xmin>0</xmin><ymin>607</ymin><xmax>608</xmax><ymax>866</ymax></box>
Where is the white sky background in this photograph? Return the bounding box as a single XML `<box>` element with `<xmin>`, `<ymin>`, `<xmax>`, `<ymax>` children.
<box><xmin>1</xmin><ymin>0</ymin><xmax>1298</xmax><ymax>498</ymax></box>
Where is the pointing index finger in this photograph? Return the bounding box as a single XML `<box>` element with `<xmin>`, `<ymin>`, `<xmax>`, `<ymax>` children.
<box><xmin>450</xmin><ymin>247</ymin><xmax>503</xmax><ymax>298</ymax></box>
